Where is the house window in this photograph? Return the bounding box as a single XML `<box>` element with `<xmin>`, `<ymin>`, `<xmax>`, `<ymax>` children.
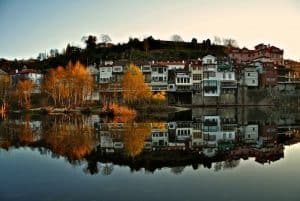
<box><xmin>248</xmin><ymin>73</ymin><xmax>250</xmax><ymax>76</ymax></box>
<box><xmin>229</xmin><ymin>133</ymin><xmax>232</xmax><ymax>138</ymax></box>
<box><xmin>252</xmin><ymin>80</ymin><xmax>255</xmax><ymax>84</ymax></box>
<box><xmin>223</xmin><ymin>73</ymin><xmax>226</xmax><ymax>79</ymax></box>
<box><xmin>229</xmin><ymin>73</ymin><xmax>232</xmax><ymax>79</ymax></box>
<box><xmin>253</xmin><ymin>127</ymin><xmax>255</xmax><ymax>131</ymax></box>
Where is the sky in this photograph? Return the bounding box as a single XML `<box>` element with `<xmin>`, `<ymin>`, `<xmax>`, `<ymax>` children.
<box><xmin>0</xmin><ymin>0</ymin><xmax>300</xmax><ymax>60</ymax></box>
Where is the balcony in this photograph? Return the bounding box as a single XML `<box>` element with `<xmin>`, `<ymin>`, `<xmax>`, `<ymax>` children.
<box><xmin>221</xmin><ymin>81</ymin><xmax>237</xmax><ymax>88</ymax></box>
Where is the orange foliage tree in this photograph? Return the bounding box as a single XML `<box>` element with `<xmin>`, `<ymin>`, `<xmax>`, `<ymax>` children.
<box><xmin>122</xmin><ymin>64</ymin><xmax>152</xmax><ymax>104</ymax></box>
<box><xmin>16</xmin><ymin>80</ymin><xmax>35</xmax><ymax>109</ymax></box>
<box><xmin>0</xmin><ymin>75</ymin><xmax>10</xmax><ymax>115</ymax></box>
<box><xmin>151</xmin><ymin>91</ymin><xmax>166</xmax><ymax>103</ymax></box>
<box><xmin>43</xmin><ymin>61</ymin><xmax>93</xmax><ymax>106</ymax></box>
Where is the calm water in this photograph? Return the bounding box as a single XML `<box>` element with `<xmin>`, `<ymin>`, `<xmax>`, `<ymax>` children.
<box><xmin>0</xmin><ymin>107</ymin><xmax>300</xmax><ymax>201</ymax></box>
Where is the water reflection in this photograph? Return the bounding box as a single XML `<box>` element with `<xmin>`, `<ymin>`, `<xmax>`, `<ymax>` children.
<box><xmin>1</xmin><ymin>107</ymin><xmax>300</xmax><ymax>175</ymax></box>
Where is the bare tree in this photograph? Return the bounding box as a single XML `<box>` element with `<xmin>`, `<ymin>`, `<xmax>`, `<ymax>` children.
<box><xmin>223</xmin><ymin>38</ymin><xmax>238</xmax><ymax>47</ymax></box>
<box><xmin>213</xmin><ymin>36</ymin><xmax>222</xmax><ymax>45</ymax></box>
<box><xmin>100</xmin><ymin>34</ymin><xmax>112</xmax><ymax>44</ymax></box>
<box><xmin>171</xmin><ymin>34</ymin><xmax>183</xmax><ymax>42</ymax></box>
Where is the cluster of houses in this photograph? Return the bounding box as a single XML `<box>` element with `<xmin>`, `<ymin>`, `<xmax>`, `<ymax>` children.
<box><xmin>1</xmin><ymin>43</ymin><xmax>299</xmax><ymax>105</ymax></box>
<box><xmin>86</xmin><ymin>43</ymin><xmax>299</xmax><ymax>104</ymax></box>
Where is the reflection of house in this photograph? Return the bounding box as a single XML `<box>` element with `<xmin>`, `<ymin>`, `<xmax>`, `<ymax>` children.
<box><xmin>258</xmin><ymin>125</ymin><xmax>277</xmax><ymax>146</ymax></box>
<box><xmin>203</xmin><ymin>115</ymin><xmax>236</xmax><ymax>148</ymax></box>
<box><xmin>243</xmin><ymin>125</ymin><xmax>259</xmax><ymax>143</ymax></box>
<box><xmin>175</xmin><ymin>121</ymin><xmax>193</xmax><ymax>141</ymax></box>
<box><xmin>203</xmin><ymin>116</ymin><xmax>220</xmax><ymax>147</ymax></box>
<box><xmin>152</xmin><ymin>129</ymin><xmax>168</xmax><ymax>146</ymax></box>
<box><xmin>100</xmin><ymin>133</ymin><xmax>114</xmax><ymax>148</ymax></box>
<box><xmin>192</xmin><ymin>120</ymin><xmax>203</xmax><ymax>147</ymax></box>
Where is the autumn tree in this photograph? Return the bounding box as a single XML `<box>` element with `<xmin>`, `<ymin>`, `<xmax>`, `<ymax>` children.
<box><xmin>16</xmin><ymin>80</ymin><xmax>35</xmax><ymax>109</ymax></box>
<box><xmin>122</xmin><ymin>64</ymin><xmax>152</xmax><ymax>104</ymax></box>
<box><xmin>42</xmin><ymin>61</ymin><xmax>94</xmax><ymax>107</ymax></box>
<box><xmin>151</xmin><ymin>91</ymin><xmax>166</xmax><ymax>103</ymax></box>
<box><xmin>0</xmin><ymin>74</ymin><xmax>11</xmax><ymax>113</ymax></box>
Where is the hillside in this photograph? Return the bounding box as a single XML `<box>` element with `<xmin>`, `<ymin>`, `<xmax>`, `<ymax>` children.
<box><xmin>0</xmin><ymin>36</ymin><xmax>226</xmax><ymax>71</ymax></box>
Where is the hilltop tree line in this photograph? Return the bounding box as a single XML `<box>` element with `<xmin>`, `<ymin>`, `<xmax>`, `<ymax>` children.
<box><xmin>0</xmin><ymin>35</ymin><xmax>235</xmax><ymax>72</ymax></box>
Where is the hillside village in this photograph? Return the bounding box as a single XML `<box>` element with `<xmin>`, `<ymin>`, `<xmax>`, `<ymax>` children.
<box><xmin>1</xmin><ymin>43</ymin><xmax>300</xmax><ymax>110</ymax></box>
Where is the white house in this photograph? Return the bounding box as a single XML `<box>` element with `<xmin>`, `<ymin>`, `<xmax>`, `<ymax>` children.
<box><xmin>189</xmin><ymin>62</ymin><xmax>203</xmax><ymax>92</ymax></box>
<box><xmin>12</xmin><ymin>68</ymin><xmax>44</xmax><ymax>93</ymax></box>
<box><xmin>202</xmin><ymin>55</ymin><xmax>219</xmax><ymax>96</ymax></box>
<box><xmin>151</xmin><ymin>64</ymin><xmax>168</xmax><ymax>91</ymax></box>
<box><xmin>99</xmin><ymin>66</ymin><xmax>113</xmax><ymax>83</ymax></box>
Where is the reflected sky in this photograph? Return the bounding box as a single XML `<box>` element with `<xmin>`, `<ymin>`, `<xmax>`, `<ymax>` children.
<box><xmin>0</xmin><ymin>145</ymin><xmax>300</xmax><ymax>201</ymax></box>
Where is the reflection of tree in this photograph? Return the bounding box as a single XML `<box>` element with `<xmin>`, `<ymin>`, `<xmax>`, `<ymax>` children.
<box><xmin>101</xmin><ymin>163</ymin><xmax>114</xmax><ymax>176</ymax></box>
<box><xmin>83</xmin><ymin>160</ymin><xmax>99</xmax><ymax>175</ymax></box>
<box><xmin>43</xmin><ymin>115</ymin><xmax>96</xmax><ymax>161</ymax></box>
<box><xmin>0</xmin><ymin>120</ymin><xmax>13</xmax><ymax>149</ymax></box>
<box><xmin>170</xmin><ymin>166</ymin><xmax>185</xmax><ymax>175</ymax></box>
<box><xmin>17</xmin><ymin>120</ymin><xmax>34</xmax><ymax>144</ymax></box>
<box><xmin>123</xmin><ymin>123</ymin><xmax>151</xmax><ymax>157</ymax></box>
<box><xmin>214</xmin><ymin>160</ymin><xmax>240</xmax><ymax>172</ymax></box>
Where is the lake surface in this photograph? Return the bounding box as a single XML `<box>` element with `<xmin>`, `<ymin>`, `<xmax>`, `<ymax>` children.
<box><xmin>1</xmin><ymin>107</ymin><xmax>300</xmax><ymax>201</ymax></box>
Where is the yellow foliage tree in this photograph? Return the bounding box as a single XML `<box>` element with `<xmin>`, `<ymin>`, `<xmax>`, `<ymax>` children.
<box><xmin>43</xmin><ymin>61</ymin><xmax>93</xmax><ymax>106</ymax></box>
<box><xmin>16</xmin><ymin>80</ymin><xmax>35</xmax><ymax>109</ymax></box>
<box><xmin>122</xmin><ymin>64</ymin><xmax>152</xmax><ymax>104</ymax></box>
<box><xmin>151</xmin><ymin>91</ymin><xmax>166</xmax><ymax>102</ymax></box>
<box><xmin>0</xmin><ymin>75</ymin><xmax>10</xmax><ymax>115</ymax></box>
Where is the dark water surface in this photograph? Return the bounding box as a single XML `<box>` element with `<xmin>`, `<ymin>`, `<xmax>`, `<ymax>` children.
<box><xmin>1</xmin><ymin>107</ymin><xmax>300</xmax><ymax>201</ymax></box>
